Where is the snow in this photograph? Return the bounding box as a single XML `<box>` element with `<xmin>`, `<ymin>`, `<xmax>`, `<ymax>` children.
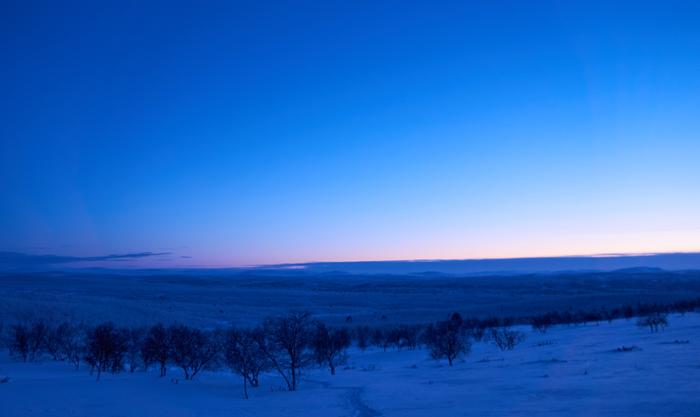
<box><xmin>2</xmin><ymin>314</ymin><xmax>700</xmax><ymax>416</ymax></box>
<box><xmin>4</xmin><ymin>271</ymin><xmax>699</xmax><ymax>328</ymax></box>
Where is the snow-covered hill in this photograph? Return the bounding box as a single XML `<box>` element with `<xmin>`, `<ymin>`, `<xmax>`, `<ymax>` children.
<box><xmin>1</xmin><ymin>313</ymin><xmax>699</xmax><ymax>416</ymax></box>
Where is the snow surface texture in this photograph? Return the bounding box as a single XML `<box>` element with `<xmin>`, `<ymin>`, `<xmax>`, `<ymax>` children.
<box><xmin>1</xmin><ymin>314</ymin><xmax>699</xmax><ymax>416</ymax></box>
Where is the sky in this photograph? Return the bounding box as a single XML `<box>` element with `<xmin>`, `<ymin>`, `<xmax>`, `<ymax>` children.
<box><xmin>1</xmin><ymin>1</ymin><xmax>700</xmax><ymax>268</ymax></box>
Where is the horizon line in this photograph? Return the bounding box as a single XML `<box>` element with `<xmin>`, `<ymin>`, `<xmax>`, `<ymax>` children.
<box><xmin>3</xmin><ymin>250</ymin><xmax>698</xmax><ymax>271</ymax></box>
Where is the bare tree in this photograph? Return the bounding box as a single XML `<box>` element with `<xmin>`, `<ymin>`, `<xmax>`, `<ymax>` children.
<box><xmin>396</xmin><ymin>325</ymin><xmax>421</xmax><ymax>350</ymax></box>
<box><xmin>8</xmin><ymin>320</ymin><xmax>49</xmax><ymax>362</ymax></box>
<box><xmin>142</xmin><ymin>323</ymin><xmax>170</xmax><ymax>377</ymax></box>
<box><xmin>530</xmin><ymin>315</ymin><xmax>554</xmax><ymax>334</ymax></box>
<box><xmin>312</xmin><ymin>323</ymin><xmax>351</xmax><ymax>375</ymax></box>
<box><xmin>45</xmin><ymin>322</ymin><xmax>74</xmax><ymax>361</ymax></box>
<box><xmin>370</xmin><ymin>328</ymin><xmax>391</xmax><ymax>352</ymax></box>
<box><xmin>126</xmin><ymin>327</ymin><xmax>146</xmax><ymax>372</ymax></box>
<box><xmin>463</xmin><ymin>317</ymin><xmax>487</xmax><ymax>342</ymax></box>
<box><xmin>27</xmin><ymin>321</ymin><xmax>49</xmax><ymax>361</ymax></box>
<box><xmin>489</xmin><ymin>327</ymin><xmax>525</xmax><ymax>351</ymax></box>
<box><xmin>168</xmin><ymin>324</ymin><xmax>219</xmax><ymax>380</ymax></box>
<box><xmin>354</xmin><ymin>326</ymin><xmax>371</xmax><ymax>351</ymax></box>
<box><xmin>386</xmin><ymin>327</ymin><xmax>402</xmax><ymax>351</ymax></box>
<box><xmin>84</xmin><ymin>322</ymin><xmax>128</xmax><ymax>380</ymax></box>
<box><xmin>424</xmin><ymin>314</ymin><xmax>470</xmax><ymax>366</ymax></box>
<box><xmin>260</xmin><ymin>311</ymin><xmax>314</xmax><ymax>391</ymax></box>
<box><xmin>224</xmin><ymin>327</ymin><xmax>268</xmax><ymax>399</ymax></box>
<box><xmin>637</xmin><ymin>312</ymin><xmax>669</xmax><ymax>333</ymax></box>
<box><xmin>10</xmin><ymin>323</ymin><xmax>30</xmax><ymax>362</ymax></box>
<box><xmin>60</xmin><ymin>323</ymin><xmax>85</xmax><ymax>370</ymax></box>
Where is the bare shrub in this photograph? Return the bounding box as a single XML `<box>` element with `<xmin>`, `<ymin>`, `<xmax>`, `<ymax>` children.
<box><xmin>354</xmin><ymin>325</ymin><xmax>371</xmax><ymax>351</ymax></box>
<box><xmin>9</xmin><ymin>323</ymin><xmax>31</xmax><ymax>361</ymax></box>
<box><xmin>370</xmin><ymin>328</ymin><xmax>390</xmax><ymax>352</ymax></box>
<box><xmin>125</xmin><ymin>327</ymin><xmax>146</xmax><ymax>372</ymax></box>
<box><xmin>531</xmin><ymin>315</ymin><xmax>554</xmax><ymax>334</ymax></box>
<box><xmin>142</xmin><ymin>323</ymin><xmax>170</xmax><ymax>377</ymax></box>
<box><xmin>168</xmin><ymin>324</ymin><xmax>220</xmax><ymax>380</ymax></box>
<box><xmin>45</xmin><ymin>322</ymin><xmax>74</xmax><ymax>361</ymax></box>
<box><xmin>424</xmin><ymin>314</ymin><xmax>470</xmax><ymax>366</ymax></box>
<box><xmin>381</xmin><ymin>325</ymin><xmax>421</xmax><ymax>351</ymax></box>
<box><xmin>385</xmin><ymin>327</ymin><xmax>402</xmax><ymax>350</ymax></box>
<box><xmin>84</xmin><ymin>322</ymin><xmax>128</xmax><ymax>380</ymax></box>
<box><xmin>396</xmin><ymin>325</ymin><xmax>421</xmax><ymax>350</ymax></box>
<box><xmin>490</xmin><ymin>327</ymin><xmax>525</xmax><ymax>351</ymax></box>
<box><xmin>60</xmin><ymin>323</ymin><xmax>86</xmax><ymax>370</ymax></box>
<box><xmin>312</xmin><ymin>323</ymin><xmax>351</xmax><ymax>375</ymax></box>
<box><xmin>468</xmin><ymin>316</ymin><xmax>504</xmax><ymax>341</ymax></box>
<box><xmin>27</xmin><ymin>321</ymin><xmax>49</xmax><ymax>361</ymax></box>
<box><xmin>636</xmin><ymin>312</ymin><xmax>668</xmax><ymax>333</ymax></box>
<box><xmin>9</xmin><ymin>321</ymin><xmax>49</xmax><ymax>362</ymax></box>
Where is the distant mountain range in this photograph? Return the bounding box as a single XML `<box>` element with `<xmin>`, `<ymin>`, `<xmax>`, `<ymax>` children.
<box><xmin>2</xmin><ymin>251</ymin><xmax>700</xmax><ymax>276</ymax></box>
<box><xmin>265</xmin><ymin>253</ymin><xmax>700</xmax><ymax>275</ymax></box>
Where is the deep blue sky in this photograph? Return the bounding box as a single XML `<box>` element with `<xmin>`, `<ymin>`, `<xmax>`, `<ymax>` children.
<box><xmin>2</xmin><ymin>1</ymin><xmax>699</xmax><ymax>267</ymax></box>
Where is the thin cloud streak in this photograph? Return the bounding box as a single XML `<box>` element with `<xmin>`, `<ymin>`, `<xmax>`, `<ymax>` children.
<box><xmin>0</xmin><ymin>251</ymin><xmax>171</xmax><ymax>269</ymax></box>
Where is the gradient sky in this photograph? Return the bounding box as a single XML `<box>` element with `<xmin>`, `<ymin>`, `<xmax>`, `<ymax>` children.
<box><xmin>2</xmin><ymin>1</ymin><xmax>700</xmax><ymax>267</ymax></box>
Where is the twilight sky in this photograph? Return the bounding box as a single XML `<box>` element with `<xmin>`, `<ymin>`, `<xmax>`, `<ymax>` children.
<box><xmin>2</xmin><ymin>1</ymin><xmax>700</xmax><ymax>267</ymax></box>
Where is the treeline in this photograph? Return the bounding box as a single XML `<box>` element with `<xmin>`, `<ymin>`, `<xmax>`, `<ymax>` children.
<box><xmin>0</xmin><ymin>297</ymin><xmax>696</xmax><ymax>398</ymax></box>
<box><xmin>526</xmin><ymin>298</ymin><xmax>699</xmax><ymax>333</ymax></box>
<box><xmin>0</xmin><ymin>312</ymin><xmax>351</xmax><ymax>398</ymax></box>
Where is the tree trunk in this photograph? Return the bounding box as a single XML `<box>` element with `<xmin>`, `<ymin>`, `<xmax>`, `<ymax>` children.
<box><xmin>243</xmin><ymin>375</ymin><xmax>248</xmax><ymax>399</ymax></box>
<box><xmin>270</xmin><ymin>360</ymin><xmax>292</xmax><ymax>391</ymax></box>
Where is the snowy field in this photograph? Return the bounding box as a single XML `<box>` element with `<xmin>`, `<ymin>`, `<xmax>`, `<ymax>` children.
<box><xmin>2</xmin><ymin>313</ymin><xmax>699</xmax><ymax>417</ymax></box>
<box><xmin>2</xmin><ymin>270</ymin><xmax>700</xmax><ymax>326</ymax></box>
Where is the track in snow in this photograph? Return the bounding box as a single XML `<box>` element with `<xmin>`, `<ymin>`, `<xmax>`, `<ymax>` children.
<box><xmin>345</xmin><ymin>387</ymin><xmax>381</xmax><ymax>417</ymax></box>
